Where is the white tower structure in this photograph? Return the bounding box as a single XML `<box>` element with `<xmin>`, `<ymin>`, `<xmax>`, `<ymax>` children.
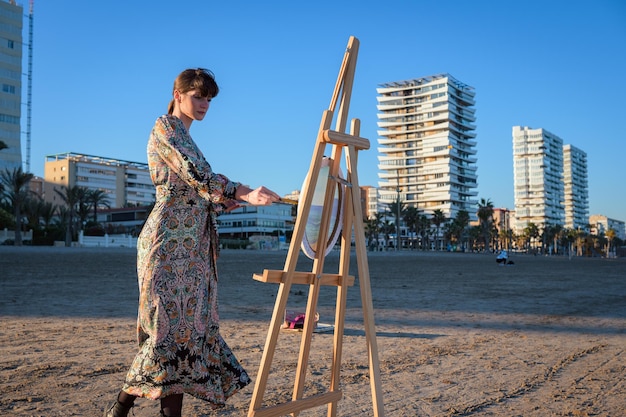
<box><xmin>376</xmin><ymin>74</ymin><xmax>478</xmax><ymax>220</ymax></box>
<box><xmin>512</xmin><ymin>126</ymin><xmax>564</xmax><ymax>232</ymax></box>
<box><xmin>563</xmin><ymin>144</ymin><xmax>588</xmax><ymax>229</ymax></box>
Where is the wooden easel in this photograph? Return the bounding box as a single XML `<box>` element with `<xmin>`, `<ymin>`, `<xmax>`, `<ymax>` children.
<box><xmin>248</xmin><ymin>36</ymin><xmax>384</xmax><ymax>417</ymax></box>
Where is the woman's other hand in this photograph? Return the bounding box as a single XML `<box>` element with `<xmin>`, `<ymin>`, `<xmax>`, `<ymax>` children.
<box><xmin>237</xmin><ymin>185</ymin><xmax>280</xmax><ymax>206</ymax></box>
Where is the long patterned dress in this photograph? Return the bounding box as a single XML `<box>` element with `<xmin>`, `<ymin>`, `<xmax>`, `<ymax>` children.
<box><xmin>122</xmin><ymin>114</ymin><xmax>250</xmax><ymax>407</ymax></box>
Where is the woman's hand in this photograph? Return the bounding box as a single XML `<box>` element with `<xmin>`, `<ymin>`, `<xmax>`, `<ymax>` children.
<box><xmin>236</xmin><ymin>185</ymin><xmax>280</xmax><ymax>206</ymax></box>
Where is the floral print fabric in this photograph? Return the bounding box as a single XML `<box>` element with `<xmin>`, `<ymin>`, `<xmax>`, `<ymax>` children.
<box><xmin>122</xmin><ymin>115</ymin><xmax>249</xmax><ymax>407</ymax></box>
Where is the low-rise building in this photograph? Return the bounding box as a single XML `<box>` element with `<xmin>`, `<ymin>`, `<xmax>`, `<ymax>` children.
<box><xmin>589</xmin><ymin>214</ymin><xmax>626</xmax><ymax>241</ymax></box>
<box><xmin>217</xmin><ymin>202</ymin><xmax>294</xmax><ymax>240</ymax></box>
<box><xmin>43</xmin><ymin>152</ymin><xmax>155</xmax><ymax>208</ymax></box>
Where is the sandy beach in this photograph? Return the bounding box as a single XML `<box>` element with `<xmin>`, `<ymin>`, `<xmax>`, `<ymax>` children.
<box><xmin>0</xmin><ymin>246</ymin><xmax>624</xmax><ymax>417</ymax></box>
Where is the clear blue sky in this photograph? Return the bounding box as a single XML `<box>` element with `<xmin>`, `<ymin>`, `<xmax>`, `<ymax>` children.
<box><xmin>25</xmin><ymin>0</ymin><xmax>626</xmax><ymax>221</ymax></box>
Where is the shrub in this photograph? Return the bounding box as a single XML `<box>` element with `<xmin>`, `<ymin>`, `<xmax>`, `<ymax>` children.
<box><xmin>0</xmin><ymin>207</ymin><xmax>15</xmax><ymax>229</ymax></box>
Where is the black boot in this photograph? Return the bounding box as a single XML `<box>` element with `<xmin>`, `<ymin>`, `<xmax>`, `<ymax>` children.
<box><xmin>103</xmin><ymin>400</ymin><xmax>133</xmax><ymax>417</ymax></box>
<box><xmin>159</xmin><ymin>411</ymin><xmax>181</xmax><ymax>417</ymax></box>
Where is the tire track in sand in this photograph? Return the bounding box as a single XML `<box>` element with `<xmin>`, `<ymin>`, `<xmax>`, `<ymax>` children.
<box><xmin>445</xmin><ymin>344</ymin><xmax>606</xmax><ymax>416</ymax></box>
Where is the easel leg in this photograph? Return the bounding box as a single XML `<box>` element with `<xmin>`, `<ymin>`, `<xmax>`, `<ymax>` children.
<box><xmin>346</xmin><ymin>144</ymin><xmax>385</xmax><ymax>416</ymax></box>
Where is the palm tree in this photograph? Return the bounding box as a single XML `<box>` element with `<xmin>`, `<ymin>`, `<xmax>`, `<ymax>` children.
<box><xmin>86</xmin><ymin>189</ymin><xmax>110</xmax><ymax>223</ymax></box>
<box><xmin>386</xmin><ymin>198</ymin><xmax>406</xmax><ymax>250</ymax></box>
<box><xmin>498</xmin><ymin>228</ymin><xmax>512</xmax><ymax>251</ymax></box>
<box><xmin>573</xmin><ymin>226</ymin><xmax>590</xmax><ymax>256</ymax></box>
<box><xmin>380</xmin><ymin>219</ymin><xmax>395</xmax><ymax>250</ymax></box>
<box><xmin>364</xmin><ymin>213</ymin><xmax>383</xmax><ymax>250</ymax></box>
<box><xmin>402</xmin><ymin>206</ymin><xmax>419</xmax><ymax>249</ymax></box>
<box><xmin>38</xmin><ymin>201</ymin><xmax>57</xmax><ymax>240</ymax></box>
<box><xmin>75</xmin><ymin>187</ymin><xmax>91</xmax><ymax>231</ymax></box>
<box><xmin>431</xmin><ymin>209</ymin><xmax>447</xmax><ymax>250</ymax></box>
<box><xmin>605</xmin><ymin>228</ymin><xmax>616</xmax><ymax>257</ymax></box>
<box><xmin>548</xmin><ymin>224</ymin><xmax>563</xmax><ymax>255</ymax></box>
<box><xmin>23</xmin><ymin>196</ymin><xmax>45</xmax><ymax>232</ymax></box>
<box><xmin>375</xmin><ymin>212</ymin><xmax>386</xmax><ymax>250</ymax></box>
<box><xmin>523</xmin><ymin>222</ymin><xmax>540</xmax><ymax>253</ymax></box>
<box><xmin>540</xmin><ymin>224</ymin><xmax>552</xmax><ymax>255</ymax></box>
<box><xmin>0</xmin><ymin>140</ymin><xmax>7</xmax><ymax>151</ymax></box>
<box><xmin>0</xmin><ymin>167</ymin><xmax>34</xmax><ymax>246</ymax></box>
<box><xmin>556</xmin><ymin>225</ymin><xmax>568</xmax><ymax>255</ymax></box>
<box><xmin>39</xmin><ymin>201</ymin><xmax>57</xmax><ymax>229</ymax></box>
<box><xmin>513</xmin><ymin>231</ymin><xmax>526</xmax><ymax>251</ymax></box>
<box><xmin>564</xmin><ymin>228</ymin><xmax>577</xmax><ymax>257</ymax></box>
<box><xmin>477</xmin><ymin>198</ymin><xmax>494</xmax><ymax>252</ymax></box>
<box><xmin>468</xmin><ymin>225</ymin><xmax>481</xmax><ymax>251</ymax></box>
<box><xmin>444</xmin><ymin>210</ymin><xmax>469</xmax><ymax>251</ymax></box>
<box><xmin>54</xmin><ymin>185</ymin><xmax>85</xmax><ymax>246</ymax></box>
<box><xmin>417</xmin><ymin>214</ymin><xmax>431</xmax><ymax>250</ymax></box>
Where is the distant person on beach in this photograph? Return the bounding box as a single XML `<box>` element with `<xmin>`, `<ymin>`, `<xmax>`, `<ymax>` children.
<box><xmin>496</xmin><ymin>250</ymin><xmax>508</xmax><ymax>265</ymax></box>
<box><xmin>104</xmin><ymin>68</ymin><xmax>280</xmax><ymax>417</ymax></box>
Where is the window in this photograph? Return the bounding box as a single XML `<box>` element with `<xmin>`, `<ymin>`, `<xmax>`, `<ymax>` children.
<box><xmin>0</xmin><ymin>113</ymin><xmax>18</xmax><ymax>124</ymax></box>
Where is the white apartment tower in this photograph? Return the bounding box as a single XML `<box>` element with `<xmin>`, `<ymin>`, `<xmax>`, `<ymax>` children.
<box><xmin>0</xmin><ymin>0</ymin><xmax>23</xmax><ymax>172</ymax></box>
<box><xmin>563</xmin><ymin>144</ymin><xmax>589</xmax><ymax>229</ymax></box>
<box><xmin>512</xmin><ymin>126</ymin><xmax>564</xmax><ymax>232</ymax></box>
<box><xmin>376</xmin><ymin>74</ymin><xmax>478</xmax><ymax>220</ymax></box>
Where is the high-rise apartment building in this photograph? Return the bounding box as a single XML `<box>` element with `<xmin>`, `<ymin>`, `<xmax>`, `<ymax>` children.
<box><xmin>376</xmin><ymin>74</ymin><xmax>478</xmax><ymax>220</ymax></box>
<box><xmin>563</xmin><ymin>144</ymin><xmax>589</xmax><ymax>229</ymax></box>
<box><xmin>43</xmin><ymin>152</ymin><xmax>155</xmax><ymax>208</ymax></box>
<box><xmin>0</xmin><ymin>0</ymin><xmax>23</xmax><ymax>172</ymax></box>
<box><xmin>512</xmin><ymin>126</ymin><xmax>564</xmax><ymax>232</ymax></box>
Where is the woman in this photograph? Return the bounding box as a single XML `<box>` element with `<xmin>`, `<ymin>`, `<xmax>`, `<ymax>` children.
<box><xmin>104</xmin><ymin>68</ymin><xmax>280</xmax><ymax>417</ymax></box>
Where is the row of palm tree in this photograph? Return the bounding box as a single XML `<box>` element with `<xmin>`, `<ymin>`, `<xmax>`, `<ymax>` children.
<box><xmin>363</xmin><ymin>197</ymin><xmax>623</xmax><ymax>256</ymax></box>
<box><xmin>514</xmin><ymin>222</ymin><xmax>621</xmax><ymax>257</ymax></box>
<box><xmin>364</xmin><ymin>202</ymin><xmax>470</xmax><ymax>251</ymax></box>
<box><xmin>0</xmin><ymin>167</ymin><xmax>111</xmax><ymax>246</ymax></box>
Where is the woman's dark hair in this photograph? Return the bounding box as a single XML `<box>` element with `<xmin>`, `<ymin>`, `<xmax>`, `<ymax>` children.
<box><xmin>167</xmin><ymin>68</ymin><xmax>219</xmax><ymax>114</ymax></box>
